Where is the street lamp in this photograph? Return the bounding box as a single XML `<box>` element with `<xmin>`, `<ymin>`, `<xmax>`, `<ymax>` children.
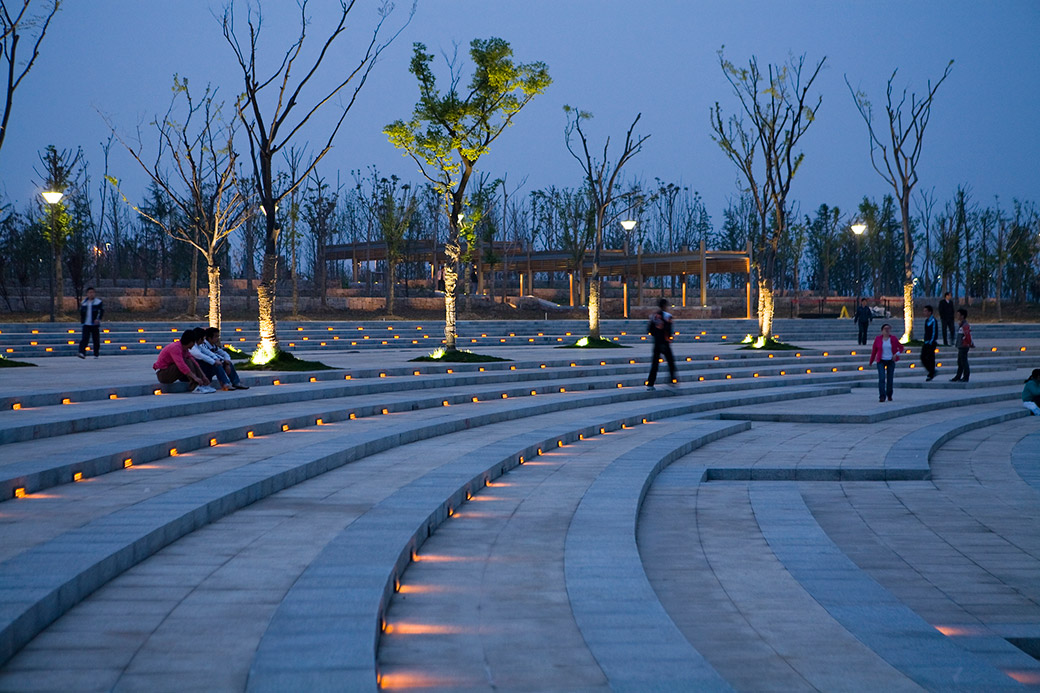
<box><xmin>41</xmin><ymin>190</ymin><xmax>64</xmax><ymax>322</ymax></box>
<box><xmin>851</xmin><ymin>223</ymin><xmax>866</xmax><ymax>300</ymax></box>
<box><xmin>620</xmin><ymin>220</ymin><xmax>637</xmax><ymax>318</ymax></box>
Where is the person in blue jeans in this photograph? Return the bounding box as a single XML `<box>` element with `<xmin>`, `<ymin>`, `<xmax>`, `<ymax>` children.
<box><xmin>869</xmin><ymin>323</ymin><xmax>904</xmax><ymax>402</ymax></box>
<box><xmin>921</xmin><ymin>305</ymin><xmax>938</xmax><ymax>381</ymax></box>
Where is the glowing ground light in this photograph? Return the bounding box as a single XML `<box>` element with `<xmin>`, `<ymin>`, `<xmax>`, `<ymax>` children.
<box><xmin>316</xmin><ymin>419</ymin><xmax>324</xmax><ymax>426</ymax></box>
<box><xmin>170</xmin><ymin>448</ymin><xmax>178</xmax><ymax>456</ymax></box>
<box><xmin>576</xmin><ymin>336</ymin><xmax>589</xmax><ymax>347</ymax></box>
<box><xmin>109</xmin><ymin>394</ymin><xmax>118</xmax><ymax>400</ymax></box>
<box><xmin>273</xmin><ymin>380</ymin><xmax>281</xmax><ymax>386</ymax></box>
<box><xmin>350</xmin><ymin>413</ymin><xmax>358</xmax><ymax>420</ymax></box>
<box><xmin>247</xmin><ymin>431</ymin><xmax>255</xmax><ymax>438</ymax></box>
<box><xmin>14</xmin><ymin>488</ymin><xmax>26</xmax><ymax>498</ymax></box>
<box><xmin>73</xmin><ymin>472</ymin><xmax>83</xmax><ymax>482</ymax></box>
<box><xmin>123</xmin><ymin>458</ymin><xmax>133</xmax><ymax>468</ymax></box>
<box><xmin>11</xmin><ymin>403</ymin><xmax>20</xmax><ymax>410</ymax></box>
<box><xmin>61</xmin><ymin>398</ymin><xmax>71</xmax><ymax>405</ymax></box>
<box><xmin>281</xmin><ymin>424</ymin><xmax>289</xmax><ymax>432</ymax></box>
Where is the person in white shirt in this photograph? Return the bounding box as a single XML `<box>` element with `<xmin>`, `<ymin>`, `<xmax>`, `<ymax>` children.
<box><xmin>202</xmin><ymin>327</ymin><xmax>248</xmax><ymax>390</ymax></box>
<box><xmin>189</xmin><ymin>328</ymin><xmax>235</xmax><ymax>391</ymax></box>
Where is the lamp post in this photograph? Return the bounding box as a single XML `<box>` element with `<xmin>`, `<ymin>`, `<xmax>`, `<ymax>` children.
<box><xmin>41</xmin><ymin>190</ymin><xmax>64</xmax><ymax>322</ymax></box>
<box><xmin>620</xmin><ymin>220</ymin><xmax>637</xmax><ymax>317</ymax></box>
<box><xmin>851</xmin><ymin>222</ymin><xmax>866</xmax><ymax>300</ymax></box>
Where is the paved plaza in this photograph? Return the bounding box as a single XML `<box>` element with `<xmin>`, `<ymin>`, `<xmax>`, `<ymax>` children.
<box><xmin>0</xmin><ymin>318</ymin><xmax>1039</xmax><ymax>692</ymax></box>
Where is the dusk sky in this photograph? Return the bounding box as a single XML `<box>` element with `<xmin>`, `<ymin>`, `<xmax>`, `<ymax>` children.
<box><xmin>2</xmin><ymin>0</ymin><xmax>1038</xmax><ymax>228</ymax></box>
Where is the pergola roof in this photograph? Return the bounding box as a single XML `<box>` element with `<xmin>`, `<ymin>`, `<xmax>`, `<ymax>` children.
<box><xmin>326</xmin><ymin>241</ymin><xmax>749</xmax><ymax>278</ymax></box>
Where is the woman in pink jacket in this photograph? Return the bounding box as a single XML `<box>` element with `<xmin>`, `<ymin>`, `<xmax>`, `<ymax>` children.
<box><xmin>869</xmin><ymin>323</ymin><xmax>905</xmax><ymax>402</ymax></box>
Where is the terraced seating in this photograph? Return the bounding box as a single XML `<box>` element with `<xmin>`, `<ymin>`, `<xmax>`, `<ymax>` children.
<box><xmin>0</xmin><ymin>324</ymin><xmax>1038</xmax><ymax>691</ymax></box>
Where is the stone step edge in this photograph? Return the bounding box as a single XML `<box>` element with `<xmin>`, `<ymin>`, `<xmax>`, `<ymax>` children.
<box><xmin>719</xmin><ymin>388</ymin><xmax>1020</xmax><ymax>425</ymax></box>
<box><xmin>0</xmin><ymin>353</ymin><xmax>882</xmax><ymax>447</ymax></box>
<box><xmin>0</xmin><ymin>347</ymin><xmax>912</xmax><ymax>411</ymax></box>
<box><xmin>565</xmin><ymin>421</ymin><xmax>744</xmax><ymax>692</ymax></box>
<box><xmin>0</xmin><ymin>370</ymin><xmax>852</xmax><ymax>499</ymax></box>
<box><xmin>884</xmin><ymin>406</ymin><xmax>1032</xmax><ymax>479</ymax></box>
<box><xmin>246</xmin><ymin>418</ymin><xmax>754</xmax><ymax>691</ymax></box>
<box><xmin>0</xmin><ymin>383</ymin><xmax>843</xmax><ymax>667</ymax></box>
<box><xmin>750</xmin><ymin>484</ymin><xmax>1027</xmax><ymax>690</ymax></box>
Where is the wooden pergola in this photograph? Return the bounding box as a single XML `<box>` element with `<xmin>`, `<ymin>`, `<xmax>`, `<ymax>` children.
<box><xmin>326</xmin><ymin>239</ymin><xmax>752</xmax><ymax>316</ymax></box>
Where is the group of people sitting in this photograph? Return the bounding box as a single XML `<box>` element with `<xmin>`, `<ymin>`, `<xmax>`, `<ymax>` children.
<box><xmin>152</xmin><ymin>327</ymin><xmax>249</xmax><ymax>393</ymax></box>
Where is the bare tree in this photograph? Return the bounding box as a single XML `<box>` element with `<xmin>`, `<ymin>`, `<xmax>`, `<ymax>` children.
<box><xmin>109</xmin><ymin>77</ymin><xmax>250</xmax><ymax>330</ymax></box>
<box><xmin>712</xmin><ymin>50</ymin><xmax>825</xmax><ymax>340</ymax></box>
<box><xmin>564</xmin><ymin>108</ymin><xmax>648</xmax><ymax>340</ymax></box>
<box><xmin>847</xmin><ymin>60</ymin><xmax>953</xmax><ymax>341</ymax></box>
<box><xmin>0</xmin><ymin>0</ymin><xmax>58</xmax><ymax>160</ymax></box>
<box><xmin>224</xmin><ymin>0</ymin><xmax>410</xmax><ymax>361</ymax></box>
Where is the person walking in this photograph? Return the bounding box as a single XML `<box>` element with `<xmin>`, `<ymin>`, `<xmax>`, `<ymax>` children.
<box><xmin>951</xmin><ymin>308</ymin><xmax>973</xmax><ymax>382</ymax></box>
<box><xmin>77</xmin><ymin>287</ymin><xmax>103</xmax><ymax>359</ymax></box>
<box><xmin>938</xmin><ymin>292</ymin><xmax>955</xmax><ymax>346</ymax></box>
<box><xmin>645</xmin><ymin>298</ymin><xmax>677</xmax><ymax>391</ymax></box>
<box><xmin>1022</xmin><ymin>369</ymin><xmax>1040</xmax><ymax>416</ymax></box>
<box><xmin>921</xmin><ymin>305</ymin><xmax>939</xmax><ymax>381</ymax></box>
<box><xmin>853</xmin><ymin>298</ymin><xmax>872</xmax><ymax>346</ymax></box>
<box><xmin>870</xmin><ymin>323</ymin><xmax>904</xmax><ymax>402</ymax></box>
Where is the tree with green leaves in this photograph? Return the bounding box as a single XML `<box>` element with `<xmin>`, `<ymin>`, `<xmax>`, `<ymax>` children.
<box><xmin>564</xmin><ymin>108</ymin><xmax>647</xmax><ymax>339</ymax></box>
<box><xmin>36</xmin><ymin>144</ymin><xmax>79</xmax><ymax>320</ymax></box>
<box><xmin>846</xmin><ymin>61</ymin><xmax>953</xmax><ymax>341</ymax></box>
<box><xmin>711</xmin><ymin>50</ymin><xmax>825</xmax><ymax>340</ymax></box>
<box><xmin>385</xmin><ymin>37</ymin><xmax>550</xmax><ymax>351</ymax></box>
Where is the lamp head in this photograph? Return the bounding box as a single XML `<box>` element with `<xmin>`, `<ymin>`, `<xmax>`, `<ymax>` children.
<box><xmin>851</xmin><ymin>223</ymin><xmax>867</xmax><ymax>236</ymax></box>
<box><xmin>41</xmin><ymin>191</ymin><xmax>64</xmax><ymax>204</ymax></box>
<box><xmin>620</xmin><ymin>220</ymin><xmax>637</xmax><ymax>231</ymax></box>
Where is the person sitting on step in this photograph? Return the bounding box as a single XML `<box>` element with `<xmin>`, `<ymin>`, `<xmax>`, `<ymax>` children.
<box><xmin>189</xmin><ymin>328</ymin><xmax>235</xmax><ymax>391</ymax></box>
<box><xmin>201</xmin><ymin>327</ymin><xmax>248</xmax><ymax>390</ymax></box>
<box><xmin>1022</xmin><ymin>369</ymin><xmax>1040</xmax><ymax>416</ymax></box>
<box><xmin>153</xmin><ymin>330</ymin><xmax>213</xmax><ymax>393</ymax></box>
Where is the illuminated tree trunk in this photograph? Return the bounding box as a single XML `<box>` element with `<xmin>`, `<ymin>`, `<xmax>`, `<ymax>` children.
<box><xmin>207</xmin><ymin>262</ymin><xmax>221</xmax><ymax>330</ymax></box>
<box><xmin>443</xmin><ymin>248</ymin><xmax>458</xmax><ymax>351</ymax></box>
<box><xmin>256</xmin><ymin>253</ymin><xmax>279</xmax><ymax>360</ymax></box>
<box><xmin>900</xmin><ymin>197</ymin><xmax>915</xmax><ymax>342</ymax></box>
<box><xmin>758</xmin><ymin>277</ymin><xmax>775</xmax><ymax>339</ymax></box>
<box><xmin>386</xmin><ymin>258</ymin><xmax>397</xmax><ymax>316</ymax></box>
<box><xmin>588</xmin><ymin>278</ymin><xmax>601</xmax><ymax>339</ymax></box>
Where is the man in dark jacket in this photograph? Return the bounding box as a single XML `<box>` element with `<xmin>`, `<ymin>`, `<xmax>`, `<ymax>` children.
<box><xmin>645</xmin><ymin>298</ymin><xmax>677</xmax><ymax>391</ymax></box>
<box><xmin>921</xmin><ymin>305</ymin><xmax>938</xmax><ymax>381</ymax></box>
<box><xmin>77</xmin><ymin>287</ymin><xmax>103</xmax><ymax>359</ymax></box>
<box><xmin>938</xmin><ymin>292</ymin><xmax>955</xmax><ymax>346</ymax></box>
<box><xmin>853</xmin><ymin>298</ymin><xmax>872</xmax><ymax>345</ymax></box>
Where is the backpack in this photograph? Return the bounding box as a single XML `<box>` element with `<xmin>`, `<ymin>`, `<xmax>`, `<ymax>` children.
<box><xmin>647</xmin><ymin>311</ymin><xmax>672</xmax><ymax>340</ymax></box>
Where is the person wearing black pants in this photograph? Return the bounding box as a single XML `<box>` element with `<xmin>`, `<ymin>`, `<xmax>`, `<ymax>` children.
<box><xmin>951</xmin><ymin>308</ymin><xmax>972</xmax><ymax>382</ymax></box>
<box><xmin>77</xmin><ymin>287</ymin><xmax>103</xmax><ymax>359</ymax></box>
<box><xmin>645</xmin><ymin>298</ymin><xmax>677</xmax><ymax>391</ymax></box>
<box><xmin>938</xmin><ymin>292</ymin><xmax>955</xmax><ymax>346</ymax></box>
<box><xmin>853</xmin><ymin>298</ymin><xmax>872</xmax><ymax>345</ymax></box>
<box><xmin>921</xmin><ymin>305</ymin><xmax>938</xmax><ymax>381</ymax></box>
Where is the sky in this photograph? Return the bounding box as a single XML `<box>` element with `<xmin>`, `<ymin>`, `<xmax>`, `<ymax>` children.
<box><xmin>2</xmin><ymin>0</ymin><xmax>1039</xmax><ymax>228</ymax></box>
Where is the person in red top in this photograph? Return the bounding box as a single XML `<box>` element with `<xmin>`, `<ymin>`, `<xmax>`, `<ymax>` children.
<box><xmin>153</xmin><ymin>330</ymin><xmax>212</xmax><ymax>392</ymax></box>
<box><xmin>869</xmin><ymin>323</ymin><xmax>905</xmax><ymax>402</ymax></box>
<box><xmin>951</xmin><ymin>308</ymin><xmax>973</xmax><ymax>382</ymax></box>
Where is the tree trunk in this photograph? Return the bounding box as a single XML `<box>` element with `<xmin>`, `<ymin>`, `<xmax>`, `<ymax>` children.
<box><xmin>256</xmin><ymin>252</ymin><xmax>279</xmax><ymax>361</ymax></box>
<box><xmin>588</xmin><ymin>278</ymin><xmax>601</xmax><ymax>339</ymax></box>
<box><xmin>443</xmin><ymin>260</ymin><xmax>458</xmax><ymax>350</ymax></box>
<box><xmin>386</xmin><ymin>258</ymin><xmax>396</xmax><ymax>316</ymax></box>
<box><xmin>291</xmin><ymin>239</ymin><xmax>299</xmax><ymax>318</ymax></box>
<box><xmin>187</xmin><ymin>243</ymin><xmax>199</xmax><ymax>317</ymax></box>
<box><xmin>900</xmin><ymin>195</ymin><xmax>915</xmax><ymax>341</ymax></box>
<box><xmin>758</xmin><ymin>277</ymin><xmax>775</xmax><ymax>339</ymax></box>
<box><xmin>207</xmin><ymin>262</ymin><xmax>221</xmax><ymax>330</ymax></box>
<box><xmin>53</xmin><ymin>245</ymin><xmax>64</xmax><ymax>317</ymax></box>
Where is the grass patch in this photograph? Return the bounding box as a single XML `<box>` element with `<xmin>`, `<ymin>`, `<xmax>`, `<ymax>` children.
<box><xmin>556</xmin><ymin>336</ymin><xmax>630</xmax><ymax>349</ymax></box>
<box><xmin>410</xmin><ymin>348</ymin><xmax>510</xmax><ymax>363</ymax></box>
<box><xmin>222</xmin><ymin>344</ymin><xmax>251</xmax><ymax>360</ymax></box>
<box><xmin>738</xmin><ymin>336</ymin><xmax>801</xmax><ymax>351</ymax></box>
<box><xmin>237</xmin><ymin>350</ymin><xmax>334</xmax><ymax>371</ymax></box>
<box><xmin>0</xmin><ymin>356</ymin><xmax>36</xmax><ymax>368</ymax></box>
